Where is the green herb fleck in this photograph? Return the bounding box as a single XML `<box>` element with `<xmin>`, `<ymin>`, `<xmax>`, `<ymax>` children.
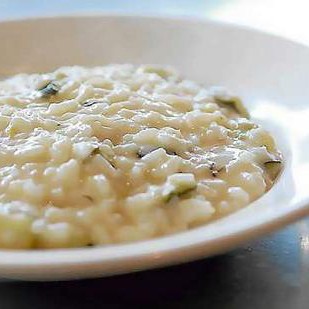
<box><xmin>83</xmin><ymin>195</ymin><xmax>94</xmax><ymax>202</ymax></box>
<box><xmin>209</xmin><ymin>162</ymin><xmax>223</xmax><ymax>177</ymax></box>
<box><xmin>137</xmin><ymin>147</ymin><xmax>177</xmax><ymax>158</ymax></box>
<box><xmin>163</xmin><ymin>184</ymin><xmax>197</xmax><ymax>203</ymax></box>
<box><xmin>87</xmin><ymin>147</ymin><xmax>116</xmax><ymax>169</ymax></box>
<box><xmin>215</xmin><ymin>96</ymin><xmax>250</xmax><ymax>119</ymax></box>
<box><xmin>90</xmin><ymin>147</ymin><xmax>101</xmax><ymax>156</ymax></box>
<box><xmin>38</xmin><ymin>81</ymin><xmax>60</xmax><ymax>97</ymax></box>
<box><xmin>82</xmin><ymin>99</ymin><xmax>106</xmax><ymax>107</ymax></box>
<box><xmin>264</xmin><ymin>160</ymin><xmax>282</xmax><ymax>179</ymax></box>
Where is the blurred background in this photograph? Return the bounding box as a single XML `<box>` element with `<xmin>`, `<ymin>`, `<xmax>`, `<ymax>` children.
<box><xmin>0</xmin><ymin>0</ymin><xmax>307</xmax><ymax>45</ymax></box>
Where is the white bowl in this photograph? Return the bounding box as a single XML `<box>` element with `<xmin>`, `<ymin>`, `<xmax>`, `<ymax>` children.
<box><xmin>0</xmin><ymin>15</ymin><xmax>308</xmax><ymax>281</ymax></box>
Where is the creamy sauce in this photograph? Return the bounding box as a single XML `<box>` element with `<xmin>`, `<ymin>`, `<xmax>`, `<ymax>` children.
<box><xmin>0</xmin><ymin>65</ymin><xmax>281</xmax><ymax>249</ymax></box>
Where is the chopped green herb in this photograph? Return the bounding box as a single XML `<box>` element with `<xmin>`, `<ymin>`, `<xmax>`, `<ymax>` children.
<box><xmin>143</xmin><ymin>67</ymin><xmax>170</xmax><ymax>79</ymax></box>
<box><xmin>236</xmin><ymin>118</ymin><xmax>256</xmax><ymax>131</ymax></box>
<box><xmin>38</xmin><ymin>81</ymin><xmax>60</xmax><ymax>97</ymax></box>
<box><xmin>163</xmin><ymin>185</ymin><xmax>197</xmax><ymax>203</ymax></box>
<box><xmin>163</xmin><ymin>174</ymin><xmax>197</xmax><ymax>203</ymax></box>
<box><xmin>166</xmin><ymin>150</ymin><xmax>177</xmax><ymax>156</ymax></box>
<box><xmin>83</xmin><ymin>195</ymin><xmax>94</xmax><ymax>202</ymax></box>
<box><xmin>137</xmin><ymin>149</ymin><xmax>148</xmax><ymax>158</ymax></box>
<box><xmin>90</xmin><ymin>147</ymin><xmax>101</xmax><ymax>156</ymax></box>
<box><xmin>264</xmin><ymin>160</ymin><xmax>281</xmax><ymax>179</ymax></box>
<box><xmin>215</xmin><ymin>96</ymin><xmax>250</xmax><ymax>119</ymax></box>
<box><xmin>209</xmin><ymin>162</ymin><xmax>223</xmax><ymax>177</ymax></box>
<box><xmin>87</xmin><ymin>147</ymin><xmax>116</xmax><ymax>169</ymax></box>
<box><xmin>137</xmin><ymin>147</ymin><xmax>177</xmax><ymax>158</ymax></box>
<box><xmin>105</xmin><ymin>157</ymin><xmax>116</xmax><ymax>169</ymax></box>
<box><xmin>82</xmin><ymin>99</ymin><xmax>106</xmax><ymax>107</ymax></box>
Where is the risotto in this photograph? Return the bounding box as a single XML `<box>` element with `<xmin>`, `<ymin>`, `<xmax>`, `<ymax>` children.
<box><xmin>0</xmin><ymin>64</ymin><xmax>281</xmax><ymax>249</ymax></box>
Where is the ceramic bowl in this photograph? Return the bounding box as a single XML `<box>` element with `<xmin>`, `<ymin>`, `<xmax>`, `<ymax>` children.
<box><xmin>0</xmin><ymin>15</ymin><xmax>308</xmax><ymax>280</ymax></box>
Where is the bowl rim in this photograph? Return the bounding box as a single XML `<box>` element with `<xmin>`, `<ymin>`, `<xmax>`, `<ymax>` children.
<box><xmin>1</xmin><ymin>12</ymin><xmax>309</xmax><ymax>49</ymax></box>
